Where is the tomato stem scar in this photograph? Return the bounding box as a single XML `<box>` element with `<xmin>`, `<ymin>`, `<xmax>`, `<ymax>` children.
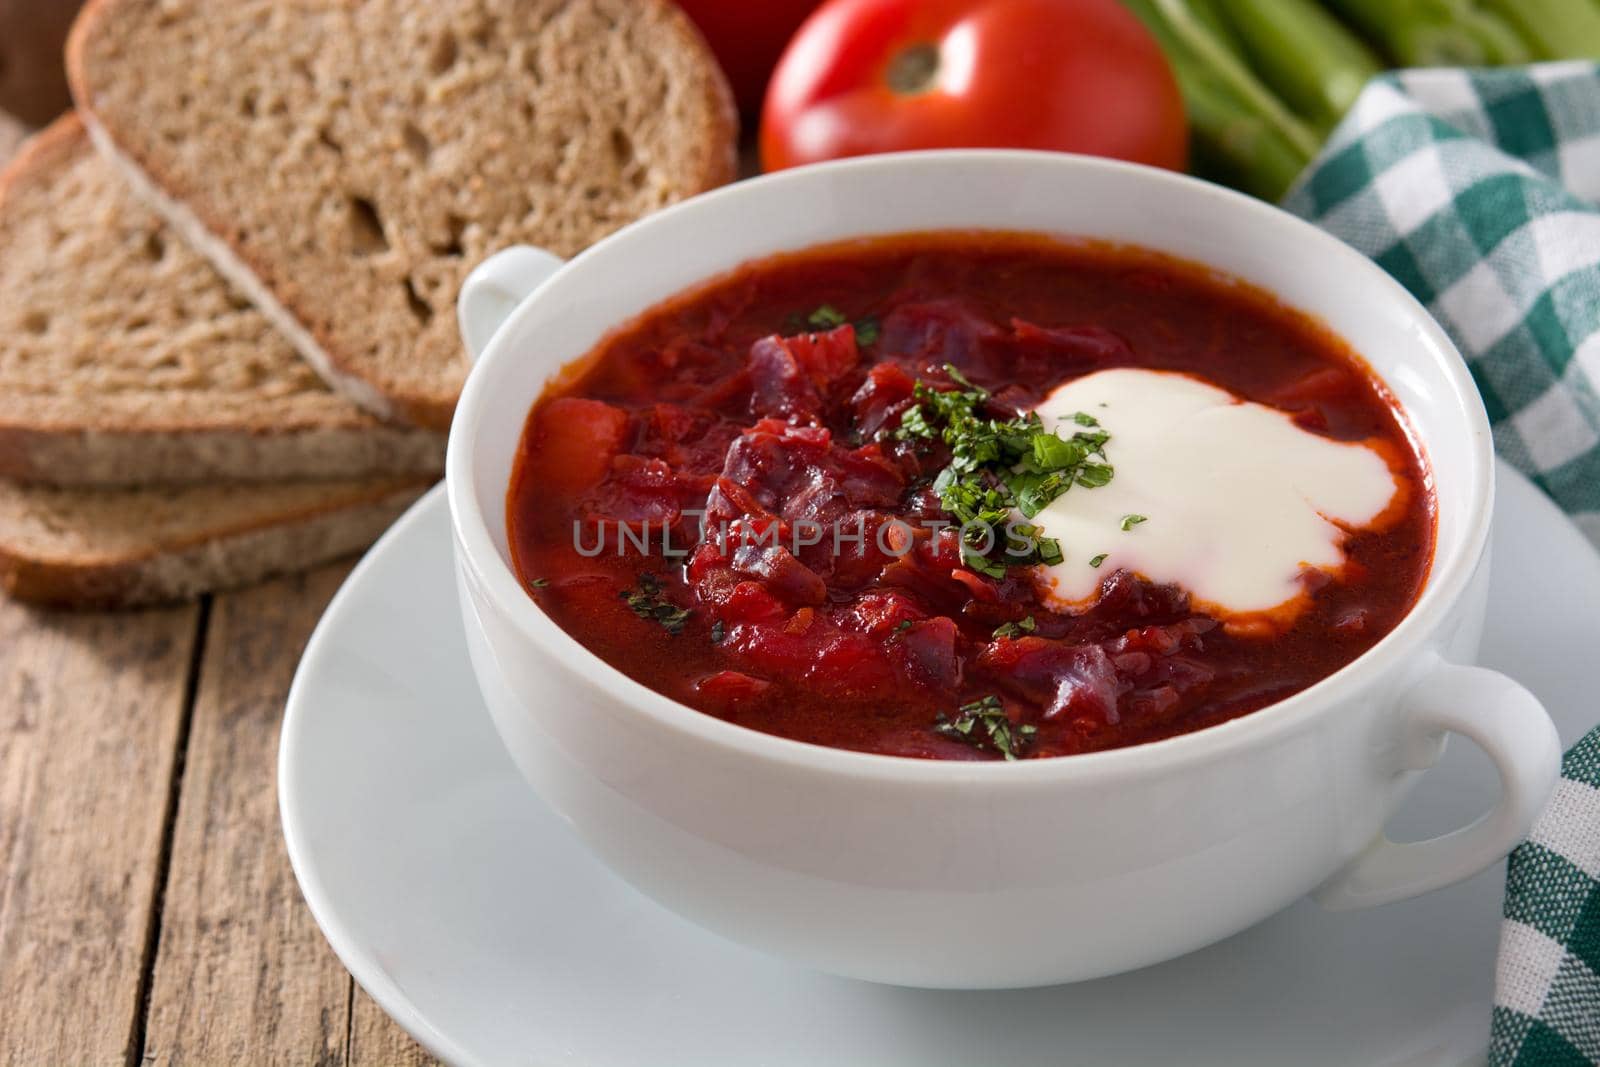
<box><xmin>886</xmin><ymin>42</ymin><xmax>941</xmax><ymax>94</ymax></box>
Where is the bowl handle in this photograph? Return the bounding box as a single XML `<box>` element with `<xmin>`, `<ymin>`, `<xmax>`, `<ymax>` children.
<box><xmin>1315</xmin><ymin>659</ymin><xmax>1561</xmax><ymax>910</ymax></box>
<box><xmin>458</xmin><ymin>245</ymin><xmax>567</xmax><ymax>365</ymax></box>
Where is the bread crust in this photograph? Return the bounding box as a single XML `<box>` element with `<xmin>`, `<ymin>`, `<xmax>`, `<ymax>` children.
<box><xmin>0</xmin><ymin>111</ymin><xmax>29</xmax><ymax>167</ymax></box>
<box><xmin>657</xmin><ymin>0</ymin><xmax>742</xmax><ymax>194</ymax></box>
<box><xmin>67</xmin><ymin>0</ymin><xmax>740</xmax><ymax>430</ymax></box>
<box><xmin>0</xmin><ymin>422</ymin><xmax>447</xmax><ymax>487</ymax></box>
<box><xmin>0</xmin><ymin>478</ymin><xmax>430</xmax><ymax>608</ymax></box>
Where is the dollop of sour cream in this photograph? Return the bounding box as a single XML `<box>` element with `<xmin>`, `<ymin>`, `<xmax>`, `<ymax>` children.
<box><xmin>1032</xmin><ymin>368</ymin><xmax>1401</xmax><ymax>617</ymax></box>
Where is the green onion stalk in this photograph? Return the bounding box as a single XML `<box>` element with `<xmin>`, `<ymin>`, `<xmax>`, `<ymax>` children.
<box><xmin>1323</xmin><ymin>0</ymin><xmax>1531</xmax><ymax>66</ymax></box>
<box><xmin>1180</xmin><ymin>0</ymin><xmax>1243</xmax><ymax>52</ymax></box>
<box><xmin>1182</xmin><ymin>70</ymin><xmax>1315</xmax><ymax>200</ymax></box>
<box><xmin>1479</xmin><ymin>0</ymin><xmax>1600</xmax><ymax>60</ymax></box>
<box><xmin>1208</xmin><ymin>0</ymin><xmax>1383</xmax><ymax>133</ymax></box>
<box><xmin>1122</xmin><ymin>0</ymin><xmax>1318</xmax><ymax>200</ymax></box>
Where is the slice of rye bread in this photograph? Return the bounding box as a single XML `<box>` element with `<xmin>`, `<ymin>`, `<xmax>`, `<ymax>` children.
<box><xmin>0</xmin><ymin>476</ymin><xmax>429</xmax><ymax>608</ymax></box>
<box><xmin>68</xmin><ymin>0</ymin><xmax>739</xmax><ymax>430</ymax></box>
<box><xmin>0</xmin><ymin>115</ymin><xmax>446</xmax><ymax>486</ymax></box>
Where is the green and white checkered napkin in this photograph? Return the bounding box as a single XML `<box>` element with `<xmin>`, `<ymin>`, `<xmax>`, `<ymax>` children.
<box><xmin>1284</xmin><ymin>62</ymin><xmax>1600</xmax><ymax>1066</ymax></box>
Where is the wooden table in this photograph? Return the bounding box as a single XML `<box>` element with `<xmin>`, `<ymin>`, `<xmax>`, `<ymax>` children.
<box><xmin>0</xmin><ymin>564</ymin><xmax>439</xmax><ymax>1065</ymax></box>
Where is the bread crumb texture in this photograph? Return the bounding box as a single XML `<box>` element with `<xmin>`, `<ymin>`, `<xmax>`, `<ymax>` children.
<box><xmin>71</xmin><ymin>0</ymin><xmax>739</xmax><ymax>428</ymax></box>
<box><xmin>0</xmin><ymin>117</ymin><xmax>374</xmax><ymax>432</ymax></box>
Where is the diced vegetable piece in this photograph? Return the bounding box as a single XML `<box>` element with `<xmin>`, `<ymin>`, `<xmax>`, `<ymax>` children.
<box><xmin>880</xmin><ymin>299</ymin><xmax>1005</xmax><ymax>374</ymax></box>
<box><xmin>893</xmin><ymin>617</ymin><xmax>963</xmax><ymax>690</ymax></box>
<box><xmin>529</xmin><ymin>397</ymin><xmax>631</xmax><ymax>491</ymax></box>
<box><xmin>694</xmin><ymin>670</ymin><xmax>773</xmax><ymax>710</ymax></box>
<box><xmin>748</xmin><ymin>325</ymin><xmax>859</xmax><ymax>418</ymax></box>
<box><xmin>732</xmin><ymin>543</ymin><xmax>828</xmax><ymax>606</ymax></box>
<box><xmin>850</xmin><ymin>362</ymin><xmax>918</xmax><ymax>437</ymax></box>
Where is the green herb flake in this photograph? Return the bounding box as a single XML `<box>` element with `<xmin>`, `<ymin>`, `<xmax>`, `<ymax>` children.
<box><xmin>894</xmin><ymin>619</ymin><xmax>915</xmax><ymax>634</ymax></box>
<box><xmin>800</xmin><ymin>304</ymin><xmax>880</xmax><ymax>344</ymax></box>
<box><xmin>889</xmin><ymin>372</ymin><xmax>1115</xmax><ymax>576</ymax></box>
<box><xmin>992</xmin><ymin>616</ymin><xmax>1037</xmax><ymax>639</ymax></box>
<box><xmin>1120</xmin><ymin>514</ymin><xmax>1148</xmax><ymax>532</ymax></box>
<box><xmin>529</xmin><ymin>577</ymin><xmax>550</xmax><ymax>588</ymax></box>
<box><xmin>1075</xmin><ymin>462</ymin><xmax>1113</xmax><ymax>488</ymax></box>
<box><xmin>1089</xmin><ymin>553</ymin><xmax>1108</xmax><ymax>568</ymax></box>
<box><xmin>806</xmin><ymin>304</ymin><xmax>848</xmax><ymax>329</ymax></box>
<box><xmin>933</xmin><ymin>695</ymin><xmax>1038</xmax><ymax>761</ymax></box>
<box><xmin>1072</xmin><ymin>412</ymin><xmax>1100</xmax><ymax>427</ymax></box>
<box><xmin>943</xmin><ymin>363</ymin><xmax>984</xmax><ymax>393</ymax></box>
<box><xmin>619</xmin><ymin>573</ymin><xmax>692</xmax><ymax>635</ymax></box>
<box><xmin>961</xmin><ymin>541</ymin><xmax>1008</xmax><ymax>579</ymax></box>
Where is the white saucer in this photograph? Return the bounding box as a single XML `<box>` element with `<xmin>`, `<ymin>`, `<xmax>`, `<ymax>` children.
<box><xmin>280</xmin><ymin>462</ymin><xmax>1600</xmax><ymax>1067</ymax></box>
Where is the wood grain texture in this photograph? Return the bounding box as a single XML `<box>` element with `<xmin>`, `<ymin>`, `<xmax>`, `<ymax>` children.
<box><xmin>135</xmin><ymin>567</ymin><xmax>336</xmax><ymax>1064</ymax></box>
<box><xmin>136</xmin><ymin>564</ymin><xmax>433</xmax><ymax>1065</ymax></box>
<box><xmin>349</xmin><ymin>990</ymin><xmax>439</xmax><ymax>1067</ymax></box>
<box><xmin>0</xmin><ymin>595</ymin><xmax>198</xmax><ymax>1067</ymax></box>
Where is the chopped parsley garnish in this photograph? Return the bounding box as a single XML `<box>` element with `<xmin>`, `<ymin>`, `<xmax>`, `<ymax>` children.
<box><xmin>894</xmin><ymin>618</ymin><xmax>915</xmax><ymax>634</ymax></box>
<box><xmin>1089</xmin><ymin>553</ymin><xmax>1108</xmax><ymax>568</ymax></box>
<box><xmin>619</xmin><ymin>573</ymin><xmax>692</xmax><ymax>634</ymax></box>
<box><xmin>933</xmin><ymin>695</ymin><xmax>1037</xmax><ymax>761</ymax></box>
<box><xmin>1120</xmin><ymin>513</ymin><xmax>1148</xmax><ymax>531</ymax></box>
<box><xmin>528</xmin><ymin>577</ymin><xmax>550</xmax><ymax>588</ymax></box>
<box><xmin>992</xmin><ymin>615</ymin><xmax>1036</xmax><ymax>639</ymax></box>
<box><xmin>805</xmin><ymin>304</ymin><xmax>881</xmax><ymax>346</ymax></box>
<box><xmin>807</xmin><ymin>304</ymin><xmax>848</xmax><ymax>329</ymax></box>
<box><xmin>943</xmin><ymin>363</ymin><xmax>982</xmax><ymax>391</ymax></box>
<box><xmin>893</xmin><ymin>366</ymin><xmax>1113</xmax><ymax>576</ymax></box>
<box><xmin>710</xmin><ymin>619</ymin><xmax>726</xmax><ymax>644</ymax></box>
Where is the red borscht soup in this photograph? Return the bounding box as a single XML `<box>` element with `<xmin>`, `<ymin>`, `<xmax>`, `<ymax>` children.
<box><xmin>507</xmin><ymin>233</ymin><xmax>1434</xmax><ymax>760</ymax></box>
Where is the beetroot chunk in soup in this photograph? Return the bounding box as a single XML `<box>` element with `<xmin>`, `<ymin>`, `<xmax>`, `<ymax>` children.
<box><xmin>749</xmin><ymin>325</ymin><xmax>859</xmax><ymax>418</ymax></box>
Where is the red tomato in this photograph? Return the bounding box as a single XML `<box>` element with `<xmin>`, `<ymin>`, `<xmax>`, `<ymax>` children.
<box><xmin>760</xmin><ymin>0</ymin><xmax>1187</xmax><ymax>172</ymax></box>
<box><xmin>676</xmin><ymin>0</ymin><xmax>827</xmax><ymax>116</ymax></box>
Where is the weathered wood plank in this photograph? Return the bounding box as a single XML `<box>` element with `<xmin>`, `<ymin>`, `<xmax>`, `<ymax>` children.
<box><xmin>349</xmin><ymin>990</ymin><xmax>438</xmax><ymax>1067</ymax></box>
<box><xmin>0</xmin><ymin>597</ymin><xmax>199</xmax><ymax>1067</ymax></box>
<box><xmin>138</xmin><ymin>568</ymin><xmax>353</xmax><ymax>1066</ymax></box>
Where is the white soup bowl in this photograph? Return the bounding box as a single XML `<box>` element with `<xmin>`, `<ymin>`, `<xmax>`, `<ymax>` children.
<box><xmin>446</xmin><ymin>151</ymin><xmax>1560</xmax><ymax>989</ymax></box>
